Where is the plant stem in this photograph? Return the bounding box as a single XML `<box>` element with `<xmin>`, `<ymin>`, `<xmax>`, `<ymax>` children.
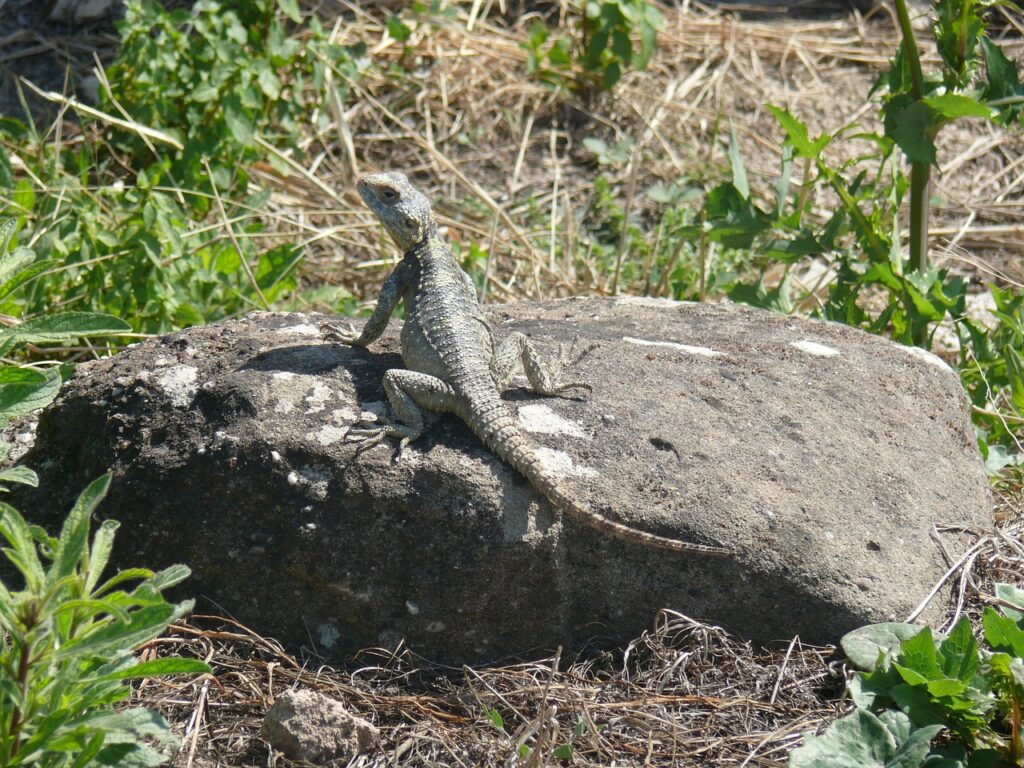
<box><xmin>8</xmin><ymin>634</ymin><xmax>32</xmax><ymax>758</ymax></box>
<box><xmin>892</xmin><ymin>0</ymin><xmax>930</xmax><ymax>272</ymax></box>
<box><xmin>1011</xmin><ymin>692</ymin><xmax>1021</xmax><ymax>766</ymax></box>
<box><xmin>909</xmin><ymin>160</ymin><xmax>931</xmax><ymax>273</ymax></box>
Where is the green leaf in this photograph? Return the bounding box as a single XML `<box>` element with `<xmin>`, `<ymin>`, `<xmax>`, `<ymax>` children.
<box><xmin>766</xmin><ymin>105</ymin><xmax>830</xmax><ymax>159</ymax></box>
<box><xmin>0</xmin><ymin>241</ymin><xmax>36</xmax><ymax>285</ymax></box>
<box><xmin>277</xmin><ymin>0</ymin><xmax>302</xmax><ymax>22</ymax></box>
<box><xmin>222</xmin><ymin>92</ymin><xmax>254</xmax><ymax>145</ymax></box>
<box><xmin>484</xmin><ymin>707</ymin><xmax>504</xmax><ymax>730</ymax></box>
<box><xmin>886</xmin><ymin>100</ymin><xmax>938</xmax><ymax>165</ymax></box>
<box><xmin>981</xmin><ymin>37</ymin><xmax>1024</xmax><ymax>122</ymax></box>
<box><xmin>97</xmin><ymin>657</ymin><xmax>210</xmax><ymax>681</ymax></box>
<box><xmin>84</xmin><ymin>519</ymin><xmax>120</xmax><ymax>593</ymax></box>
<box><xmin>0</xmin><ymin>366</ymin><xmax>61</xmax><ymax>423</ymax></box>
<box><xmin>982</xmin><ymin>606</ymin><xmax>1024</xmax><ymax>656</ymax></box>
<box><xmin>0</xmin><ymin>464</ymin><xmax>38</xmax><ymax>488</ymax></box>
<box><xmin>552</xmin><ymin>743</ymin><xmax>574</xmax><ymax>759</ymax></box>
<box><xmin>790</xmin><ymin>709</ymin><xmax>895</xmax><ymax>767</ymax></box>
<box><xmin>935</xmin><ymin>0</ymin><xmax>984</xmax><ymax>88</ymax></box>
<box><xmin>727</xmin><ymin>121</ymin><xmax>749</xmax><ymax>199</ymax></box>
<box><xmin>994</xmin><ymin>583</ymin><xmax>1024</xmax><ymax>621</ymax></box>
<box><xmin>55</xmin><ymin>600</ymin><xmax>193</xmax><ymax>660</ymax></box>
<box><xmin>93</xmin><ymin>566</ymin><xmax>155</xmax><ymax>597</ymax></box>
<box><xmin>50</xmin><ymin>474</ymin><xmax>112</xmax><ymax>584</ymax></box>
<box><xmin>937</xmin><ymin>617</ymin><xmax>978</xmax><ymax>682</ymax></box>
<box><xmin>602</xmin><ymin>61</ymin><xmax>622</xmax><ymax>90</ymax></box>
<box><xmin>889</xmin><ymin>723</ymin><xmax>944</xmax><ymax>768</ymax></box>
<box><xmin>150</xmin><ymin>563</ymin><xmax>191</xmax><ymax>591</ymax></box>
<box><xmin>0</xmin><ymin>501</ymin><xmax>45</xmax><ymax>591</ymax></box>
<box><xmin>387</xmin><ymin>14</ymin><xmax>412</xmax><ymax>42</ymax></box>
<box><xmin>842</xmin><ymin>623</ymin><xmax>925</xmax><ymax>671</ymax></box>
<box><xmin>13</xmin><ymin>179</ymin><xmax>36</xmax><ymax>214</ymax></box>
<box><xmin>0</xmin><ymin>218</ymin><xmax>15</xmax><ymax>254</ymax></box>
<box><xmin>895</xmin><ymin>627</ymin><xmax>943</xmax><ymax>680</ymax></box>
<box><xmin>0</xmin><ymin>312</ymin><xmax>131</xmax><ymax>353</ymax></box>
<box><xmin>0</xmin><ymin>259</ymin><xmax>59</xmax><ymax>302</ymax></box>
<box><xmin>921</xmin><ymin>93</ymin><xmax>993</xmax><ymax>122</ymax></box>
<box><xmin>256</xmin><ymin>64</ymin><xmax>280</xmax><ymax>100</ymax></box>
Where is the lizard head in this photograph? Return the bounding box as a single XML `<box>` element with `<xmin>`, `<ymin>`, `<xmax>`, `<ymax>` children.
<box><xmin>357</xmin><ymin>172</ymin><xmax>434</xmax><ymax>251</ymax></box>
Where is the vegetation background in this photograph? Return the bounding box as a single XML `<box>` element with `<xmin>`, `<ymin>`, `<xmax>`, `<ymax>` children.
<box><xmin>0</xmin><ymin>0</ymin><xmax>1022</xmax><ymax>764</ymax></box>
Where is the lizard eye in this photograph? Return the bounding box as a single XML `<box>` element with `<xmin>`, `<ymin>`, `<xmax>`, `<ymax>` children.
<box><xmin>380</xmin><ymin>187</ymin><xmax>399</xmax><ymax>202</ymax></box>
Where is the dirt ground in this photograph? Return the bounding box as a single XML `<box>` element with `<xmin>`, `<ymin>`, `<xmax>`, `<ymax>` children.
<box><xmin>3</xmin><ymin>1</ymin><xmax>1024</xmax><ymax>765</ymax></box>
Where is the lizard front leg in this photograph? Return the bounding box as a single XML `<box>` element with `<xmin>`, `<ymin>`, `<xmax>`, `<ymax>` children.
<box><xmin>321</xmin><ymin>263</ymin><xmax>409</xmax><ymax>347</ymax></box>
<box><xmin>491</xmin><ymin>331</ymin><xmax>594</xmax><ymax>398</ymax></box>
<box><xmin>350</xmin><ymin>370</ymin><xmax>458</xmax><ymax>454</ymax></box>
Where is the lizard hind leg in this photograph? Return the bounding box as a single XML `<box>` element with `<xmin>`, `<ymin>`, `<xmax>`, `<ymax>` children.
<box><xmin>491</xmin><ymin>331</ymin><xmax>596</xmax><ymax>398</ymax></box>
<box><xmin>348</xmin><ymin>369</ymin><xmax>457</xmax><ymax>456</ymax></box>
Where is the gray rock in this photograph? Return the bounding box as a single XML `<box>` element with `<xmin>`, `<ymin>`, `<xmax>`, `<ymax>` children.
<box><xmin>262</xmin><ymin>689</ymin><xmax>378</xmax><ymax>765</ymax></box>
<box><xmin>15</xmin><ymin>298</ymin><xmax>990</xmax><ymax>662</ymax></box>
<box><xmin>48</xmin><ymin>0</ymin><xmax>115</xmax><ymax>23</ymax></box>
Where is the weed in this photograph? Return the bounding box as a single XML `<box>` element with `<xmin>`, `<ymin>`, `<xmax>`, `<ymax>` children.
<box><xmin>790</xmin><ymin>584</ymin><xmax>1024</xmax><ymax>767</ymax></box>
<box><xmin>522</xmin><ymin>0</ymin><xmax>663</xmax><ymax>92</ymax></box>
<box><xmin>0</xmin><ymin>475</ymin><xmax>209</xmax><ymax>766</ymax></box>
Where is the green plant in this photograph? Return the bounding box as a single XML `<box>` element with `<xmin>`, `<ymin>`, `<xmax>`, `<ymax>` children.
<box><xmin>108</xmin><ymin>0</ymin><xmax>361</xmax><ymax>191</ymax></box>
<box><xmin>0</xmin><ymin>0</ymin><xmax>362</xmax><ymax>333</ymax></box>
<box><xmin>883</xmin><ymin>0</ymin><xmax>1017</xmax><ymax>272</ymax></box>
<box><xmin>790</xmin><ymin>584</ymin><xmax>1024</xmax><ymax>767</ymax></box>
<box><xmin>522</xmin><ymin>0</ymin><xmax>663</xmax><ymax>91</ymax></box>
<box><xmin>0</xmin><ymin>474</ymin><xmax>209</xmax><ymax>766</ymax></box>
<box><xmin>0</xmin><ymin>220</ymin><xmax>129</xmax><ymax>436</ymax></box>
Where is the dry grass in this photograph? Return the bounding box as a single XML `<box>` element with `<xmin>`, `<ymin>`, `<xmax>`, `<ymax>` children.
<box><xmin>249</xmin><ymin>0</ymin><xmax>1024</xmax><ymax>306</ymax></box>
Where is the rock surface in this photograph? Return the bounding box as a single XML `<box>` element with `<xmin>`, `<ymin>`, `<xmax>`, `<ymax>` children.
<box><xmin>15</xmin><ymin>298</ymin><xmax>990</xmax><ymax>661</ymax></box>
<box><xmin>262</xmin><ymin>689</ymin><xmax>378</xmax><ymax>765</ymax></box>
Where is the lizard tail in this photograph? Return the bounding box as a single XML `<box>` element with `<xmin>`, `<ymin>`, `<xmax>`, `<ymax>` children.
<box><xmin>464</xmin><ymin>396</ymin><xmax>730</xmax><ymax>555</ymax></box>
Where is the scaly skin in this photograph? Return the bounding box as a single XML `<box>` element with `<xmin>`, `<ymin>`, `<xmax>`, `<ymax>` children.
<box><xmin>322</xmin><ymin>172</ymin><xmax>730</xmax><ymax>555</ymax></box>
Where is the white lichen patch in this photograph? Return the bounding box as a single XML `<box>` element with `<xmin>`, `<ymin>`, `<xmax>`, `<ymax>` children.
<box><xmin>317</xmin><ymin>623</ymin><xmax>341</xmax><ymax>649</ymax></box>
<box><xmin>267</xmin><ymin>371</ymin><xmax>306</xmax><ymax>414</ymax></box>
<box><xmin>316</xmin><ymin>425</ymin><xmax>347</xmax><ymax>446</ymax></box>
<box><xmin>535</xmin><ymin>447</ymin><xmax>599</xmax><ymax>478</ymax></box>
<box><xmin>615</xmin><ymin>295</ymin><xmax>682</xmax><ymax>308</ymax></box>
<box><xmin>360</xmin><ymin>401</ymin><xmax>388</xmax><ymax>420</ymax></box>
<box><xmin>622</xmin><ymin>336</ymin><xmax>721</xmax><ymax>357</ymax></box>
<box><xmin>303</xmin><ymin>382</ymin><xmax>334</xmax><ymax>414</ymax></box>
<box><xmin>329</xmin><ymin>407</ymin><xmax>358</xmax><ymax>425</ymax></box>
<box><xmin>273</xmin><ymin>322</ymin><xmax>322</xmax><ymax>337</ymax></box>
<box><xmin>790</xmin><ymin>340</ymin><xmax>840</xmax><ymax>357</ymax></box>
<box><xmin>517</xmin><ymin>403</ymin><xmax>588</xmax><ymax>438</ymax></box>
<box><xmin>210</xmin><ymin>430</ymin><xmax>236</xmax><ymax>450</ymax></box>
<box><xmin>154</xmin><ymin>365</ymin><xmax>198</xmax><ymax>407</ymax></box>
<box><xmin>290</xmin><ymin>465</ymin><xmax>330</xmax><ymax>500</ymax></box>
<box><xmin>902</xmin><ymin>345</ymin><xmax>952</xmax><ymax>371</ymax></box>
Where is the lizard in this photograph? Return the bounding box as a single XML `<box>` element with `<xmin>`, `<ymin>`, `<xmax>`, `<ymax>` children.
<box><xmin>320</xmin><ymin>171</ymin><xmax>730</xmax><ymax>556</ymax></box>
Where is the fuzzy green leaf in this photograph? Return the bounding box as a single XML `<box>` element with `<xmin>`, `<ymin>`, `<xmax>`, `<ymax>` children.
<box><xmin>50</xmin><ymin>474</ymin><xmax>112</xmax><ymax>585</ymax></box>
<box><xmin>790</xmin><ymin>709</ymin><xmax>896</xmax><ymax>767</ymax></box>
<box><xmin>842</xmin><ymin>623</ymin><xmax>925</xmax><ymax>671</ymax></box>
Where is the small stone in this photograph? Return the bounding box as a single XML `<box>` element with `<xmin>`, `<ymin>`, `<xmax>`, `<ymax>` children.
<box><xmin>48</xmin><ymin>0</ymin><xmax>114</xmax><ymax>23</ymax></box>
<box><xmin>262</xmin><ymin>689</ymin><xmax>378</xmax><ymax>765</ymax></box>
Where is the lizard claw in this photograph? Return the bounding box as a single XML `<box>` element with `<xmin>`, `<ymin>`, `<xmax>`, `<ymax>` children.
<box><xmin>545</xmin><ymin>336</ymin><xmax>597</xmax><ymax>400</ymax></box>
<box><xmin>562</xmin><ymin>336</ymin><xmax>599</xmax><ymax>368</ymax></box>
<box><xmin>321</xmin><ymin>321</ymin><xmax>361</xmax><ymax>346</ymax></box>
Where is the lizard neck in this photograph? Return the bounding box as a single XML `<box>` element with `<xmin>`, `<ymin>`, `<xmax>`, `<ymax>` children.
<box><xmin>402</xmin><ymin>221</ymin><xmax>441</xmax><ymax>259</ymax></box>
